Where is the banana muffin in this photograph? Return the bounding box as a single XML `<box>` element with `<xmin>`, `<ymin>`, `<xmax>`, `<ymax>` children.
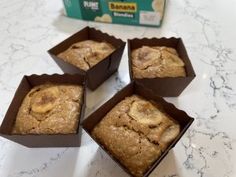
<box><xmin>57</xmin><ymin>40</ymin><xmax>115</xmax><ymax>71</ymax></box>
<box><xmin>12</xmin><ymin>83</ymin><xmax>83</xmax><ymax>134</ymax></box>
<box><xmin>131</xmin><ymin>46</ymin><xmax>186</xmax><ymax>78</ymax></box>
<box><xmin>92</xmin><ymin>95</ymin><xmax>180</xmax><ymax>177</ymax></box>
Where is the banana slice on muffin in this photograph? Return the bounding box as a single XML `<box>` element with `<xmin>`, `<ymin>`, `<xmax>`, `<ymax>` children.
<box><xmin>128</xmin><ymin>100</ymin><xmax>164</xmax><ymax>126</ymax></box>
<box><xmin>160</xmin><ymin>124</ymin><xmax>180</xmax><ymax>145</ymax></box>
<box><xmin>152</xmin><ymin>46</ymin><xmax>178</xmax><ymax>56</ymax></box>
<box><xmin>31</xmin><ymin>87</ymin><xmax>59</xmax><ymax>114</ymax></box>
<box><xmin>161</xmin><ymin>50</ymin><xmax>185</xmax><ymax>67</ymax></box>
<box><xmin>132</xmin><ymin>46</ymin><xmax>161</xmax><ymax>70</ymax></box>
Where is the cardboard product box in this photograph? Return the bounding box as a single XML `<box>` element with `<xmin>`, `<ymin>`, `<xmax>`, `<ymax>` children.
<box><xmin>0</xmin><ymin>74</ymin><xmax>86</xmax><ymax>148</ymax></box>
<box><xmin>82</xmin><ymin>81</ymin><xmax>194</xmax><ymax>177</ymax></box>
<box><xmin>62</xmin><ymin>0</ymin><xmax>166</xmax><ymax>27</ymax></box>
<box><xmin>128</xmin><ymin>37</ymin><xmax>196</xmax><ymax>97</ymax></box>
<box><xmin>48</xmin><ymin>26</ymin><xmax>126</xmax><ymax>90</ymax></box>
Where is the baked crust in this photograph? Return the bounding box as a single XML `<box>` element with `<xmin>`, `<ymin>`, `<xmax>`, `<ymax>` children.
<box><xmin>92</xmin><ymin>95</ymin><xmax>180</xmax><ymax>177</ymax></box>
<box><xmin>12</xmin><ymin>83</ymin><xmax>83</xmax><ymax>134</ymax></box>
<box><xmin>131</xmin><ymin>46</ymin><xmax>186</xmax><ymax>78</ymax></box>
<box><xmin>57</xmin><ymin>40</ymin><xmax>115</xmax><ymax>71</ymax></box>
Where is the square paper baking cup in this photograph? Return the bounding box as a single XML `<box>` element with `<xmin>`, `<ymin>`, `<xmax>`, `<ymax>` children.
<box><xmin>82</xmin><ymin>81</ymin><xmax>194</xmax><ymax>177</ymax></box>
<box><xmin>0</xmin><ymin>74</ymin><xmax>86</xmax><ymax>148</ymax></box>
<box><xmin>128</xmin><ymin>37</ymin><xmax>196</xmax><ymax>97</ymax></box>
<box><xmin>48</xmin><ymin>26</ymin><xmax>126</xmax><ymax>90</ymax></box>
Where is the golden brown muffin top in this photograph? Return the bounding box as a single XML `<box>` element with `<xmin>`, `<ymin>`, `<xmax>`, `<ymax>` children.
<box><xmin>12</xmin><ymin>83</ymin><xmax>83</xmax><ymax>134</ymax></box>
<box><xmin>57</xmin><ymin>40</ymin><xmax>115</xmax><ymax>71</ymax></box>
<box><xmin>131</xmin><ymin>46</ymin><xmax>186</xmax><ymax>78</ymax></box>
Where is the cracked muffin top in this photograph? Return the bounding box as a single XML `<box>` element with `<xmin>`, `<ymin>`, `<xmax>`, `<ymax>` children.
<box><xmin>12</xmin><ymin>83</ymin><xmax>83</xmax><ymax>134</ymax></box>
<box><xmin>57</xmin><ymin>40</ymin><xmax>115</xmax><ymax>71</ymax></box>
<box><xmin>92</xmin><ymin>95</ymin><xmax>180</xmax><ymax>177</ymax></box>
<box><xmin>131</xmin><ymin>46</ymin><xmax>186</xmax><ymax>78</ymax></box>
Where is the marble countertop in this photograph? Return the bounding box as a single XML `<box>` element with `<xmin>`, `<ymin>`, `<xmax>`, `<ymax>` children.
<box><xmin>0</xmin><ymin>0</ymin><xmax>236</xmax><ymax>177</ymax></box>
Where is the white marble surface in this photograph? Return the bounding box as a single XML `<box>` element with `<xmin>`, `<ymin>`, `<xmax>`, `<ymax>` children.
<box><xmin>0</xmin><ymin>0</ymin><xmax>236</xmax><ymax>176</ymax></box>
